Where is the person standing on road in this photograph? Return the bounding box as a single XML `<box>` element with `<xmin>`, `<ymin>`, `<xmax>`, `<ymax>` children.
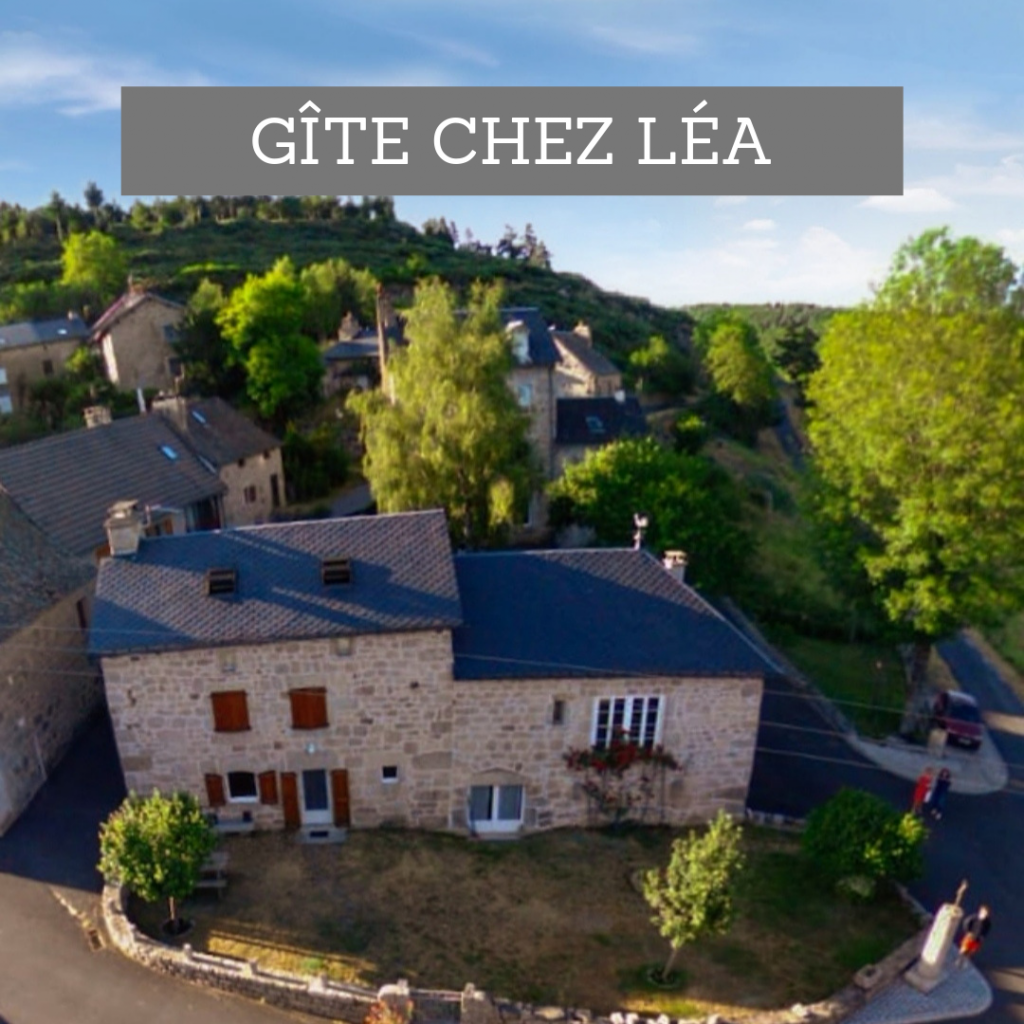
<box><xmin>957</xmin><ymin>905</ymin><xmax>992</xmax><ymax>967</ymax></box>
<box><xmin>926</xmin><ymin>767</ymin><xmax>952</xmax><ymax>819</ymax></box>
<box><xmin>911</xmin><ymin>765</ymin><xmax>935</xmax><ymax>815</ymax></box>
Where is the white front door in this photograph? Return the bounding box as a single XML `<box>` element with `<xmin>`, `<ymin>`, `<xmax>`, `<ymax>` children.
<box><xmin>301</xmin><ymin>768</ymin><xmax>332</xmax><ymax>826</ymax></box>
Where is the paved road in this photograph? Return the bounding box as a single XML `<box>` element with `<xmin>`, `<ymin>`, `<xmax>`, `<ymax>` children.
<box><xmin>749</xmin><ymin>635</ymin><xmax>1024</xmax><ymax>1024</ymax></box>
<box><xmin>0</xmin><ymin>712</ymin><xmax>317</xmax><ymax>1024</ymax></box>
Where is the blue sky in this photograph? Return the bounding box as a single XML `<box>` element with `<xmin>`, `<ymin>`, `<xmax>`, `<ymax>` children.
<box><xmin>2</xmin><ymin>0</ymin><xmax>1022</xmax><ymax>307</ymax></box>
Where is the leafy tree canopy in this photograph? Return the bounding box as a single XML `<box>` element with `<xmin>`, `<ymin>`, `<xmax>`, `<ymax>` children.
<box><xmin>60</xmin><ymin>230</ymin><xmax>128</xmax><ymax>308</ymax></box>
<box><xmin>627</xmin><ymin>334</ymin><xmax>694</xmax><ymax>396</ymax></box>
<box><xmin>704</xmin><ymin>316</ymin><xmax>777</xmax><ymax>413</ymax></box>
<box><xmin>299</xmin><ymin>257</ymin><xmax>378</xmax><ymax>340</ymax></box>
<box><xmin>349</xmin><ymin>277</ymin><xmax>538</xmax><ymax>548</ymax></box>
<box><xmin>808</xmin><ymin>231</ymin><xmax>1024</xmax><ymax>641</ymax></box>
<box><xmin>549</xmin><ymin>437</ymin><xmax>752</xmax><ymax>593</ymax></box>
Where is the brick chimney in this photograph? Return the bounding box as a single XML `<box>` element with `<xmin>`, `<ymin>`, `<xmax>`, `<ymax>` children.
<box><xmin>83</xmin><ymin>405</ymin><xmax>112</xmax><ymax>429</ymax></box>
<box><xmin>105</xmin><ymin>501</ymin><xmax>145</xmax><ymax>558</ymax></box>
<box><xmin>663</xmin><ymin>550</ymin><xmax>688</xmax><ymax>584</ymax></box>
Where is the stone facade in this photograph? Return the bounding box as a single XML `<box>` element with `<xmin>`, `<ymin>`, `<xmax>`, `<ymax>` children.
<box><xmin>509</xmin><ymin>363</ymin><xmax>556</xmax><ymax>481</ymax></box>
<box><xmin>0</xmin><ymin>337</ymin><xmax>83</xmax><ymax>412</ymax></box>
<box><xmin>101</xmin><ymin>627</ymin><xmax>762</xmax><ymax>834</ymax></box>
<box><xmin>0</xmin><ymin>584</ymin><xmax>103</xmax><ymax>834</ymax></box>
<box><xmin>98</xmin><ymin>294</ymin><xmax>184</xmax><ymax>393</ymax></box>
<box><xmin>217</xmin><ymin>448</ymin><xmax>285</xmax><ymax>527</ymax></box>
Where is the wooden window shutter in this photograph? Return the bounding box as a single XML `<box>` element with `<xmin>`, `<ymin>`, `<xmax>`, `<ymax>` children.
<box><xmin>281</xmin><ymin>772</ymin><xmax>300</xmax><ymax>829</ymax></box>
<box><xmin>331</xmin><ymin>769</ymin><xmax>351</xmax><ymax>828</ymax></box>
<box><xmin>211</xmin><ymin>690</ymin><xmax>250</xmax><ymax>732</ymax></box>
<box><xmin>258</xmin><ymin>770</ymin><xmax>279</xmax><ymax>805</ymax></box>
<box><xmin>289</xmin><ymin>688</ymin><xmax>328</xmax><ymax>730</ymax></box>
<box><xmin>205</xmin><ymin>773</ymin><xmax>226</xmax><ymax>807</ymax></box>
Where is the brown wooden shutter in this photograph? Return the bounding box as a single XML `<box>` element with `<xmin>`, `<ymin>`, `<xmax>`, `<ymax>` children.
<box><xmin>331</xmin><ymin>769</ymin><xmax>351</xmax><ymax>827</ymax></box>
<box><xmin>211</xmin><ymin>690</ymin><xmax>250</xmax><ymax>732</ymax></box>
<box><xmin>258</xmin><ymin>771</ymin><xmax>279</xmax><ymax>805</ymax></box>
<box><xmin>281</xmin><ymin>772</ymin><xmax>300</xmax><ymax>829</ymax></box>
<box><xmin>204</xmin><ymin>773</ymin><xmax>226</xmax><ymax>807</ymax></box>
<box><xmin>289</xmin><ymin>688</ymin><xmax>328</xmax><ymax>729</ymax></box>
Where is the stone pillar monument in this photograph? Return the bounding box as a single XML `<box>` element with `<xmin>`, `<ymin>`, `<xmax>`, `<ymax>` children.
<box><xmin>905</xmin><ymin>880</ymin><xmax>967</xmax><ymax>992</ymax></box>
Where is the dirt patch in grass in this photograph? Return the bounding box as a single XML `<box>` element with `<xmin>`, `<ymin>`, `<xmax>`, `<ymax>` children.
<box><xmin>130</xmin><ymin>826</ymin><xmax>916</xmax><ymax>1020</ymax></box>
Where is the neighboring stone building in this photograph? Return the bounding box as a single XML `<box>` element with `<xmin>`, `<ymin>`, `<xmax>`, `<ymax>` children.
<box><xmin>551</xmin><ymin>324</ymin><xmax>623</xmax><ymax>398</ymax></box>
<box><xmin>554</xmin><ymin>394</ymin><xmax>649</xmax><ymax>475</ymax></box>
<box><xmin>0</xmin><ymin>313</ymin><xmax>90</xmax><ymax>413</ymax></box>
<box><xmin>151</xmin><ymin>396</ymin><xmax>285</xmax><ymax>526</ymax></box>
<box><xmin>0</xmin><ymin>494</ymin><xmax>101</xmax><ymax>834</ymax></box>
<box><xmin>91</xmin><ymin>290</ymin><xmax>185</xmax><ymax>394</ymax></box>
<box><xmin>90</xmin><ymin>510</ymin><xmax>766</xmax><ymax>838</ymax></box>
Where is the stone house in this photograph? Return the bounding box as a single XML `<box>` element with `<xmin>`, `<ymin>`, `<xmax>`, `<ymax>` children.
<box><xmin>0</xmin><ymin>313</ymin><xmax>91</xmax><ymax>413</ymax></box>
<box><xmin>554</xmin><ymin>394</ymin><xmax>648</xmax><ymax>476</ymax></box>
<box><xmin>0</xmin><ymin>494</ymin><xmax>101</xmax><ymax>834</ymax></box>
<box><xmin>151</xmin><ymin>396</ymin><xmax>285</xmax><ymax>526</ymax></box>
<box><xmin>91</xmin><ymin>290</ymin><xmax>185</xmax><ymax>394</ymax></box>
<box><xmin>90</xmin><ymin>509</ymin><xmax>766</xmax><ymax>838</ymax></box>
<box><xmin>551</xmin><ymin>324</ymin><xmax>623</xmax><ymax>398</ymax></box>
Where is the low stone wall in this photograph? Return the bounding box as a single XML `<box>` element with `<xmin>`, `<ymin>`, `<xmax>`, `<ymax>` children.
<box><xmin>102</xmin><ymin>882</ymin><xmax>928</xmax><ymax>1024</ymax></box>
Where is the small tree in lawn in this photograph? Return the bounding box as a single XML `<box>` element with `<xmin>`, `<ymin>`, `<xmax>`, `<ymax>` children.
<box><xmin>643</xmin><ymin>810</ymin><xmax>745</xmax><ymax>982</ymax></box>
<box><xmin>99</xmin><ymin>791</ymin><xmax>217</xmax><ymax>934</ymax></box>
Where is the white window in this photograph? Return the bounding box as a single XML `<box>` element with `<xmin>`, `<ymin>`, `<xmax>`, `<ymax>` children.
<box><xmin>592</xmin><ymin>696</ymin><xmax>663</xmax><ymax>749</ymax></box>
<box><xmin>0</xmin><ymin>394</ymin><xmax>10</xmax><ymax>415</ymax></box>
<box><xmin>468</xmin><ymin>784</ymin><xmax>524</xmax><ymax>834</ymax></box>
<box><xmin>516</xmin><ymin>383</ymin><xmax>533</xmax><ymax>408</ymax></box>
<box><xmin>227</xmin><ymin>770</ymin><xmax>258</xmax><ymax>802</ymax></box>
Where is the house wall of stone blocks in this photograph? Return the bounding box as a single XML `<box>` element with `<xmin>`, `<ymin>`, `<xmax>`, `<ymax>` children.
<box><xmin>100</xmin><ymin>627</ymin><xmax>763</xmax><ymax>834</ymax></box>
<box><xmin>0</xmin><ymin>337</ymin><xmax>83</xmax><ymax>412</ymax></box>
<box><xmin>509</xmin><ymin>365</ymin><xmax>556</xmax><ymax>480</ymax></box>
<box><xmin>218</xmin><ymin>448</ymin><xmax>285</xmax><ymax>528</ymax></box>
<box><xmin>0</xmin><ymin>584</ymin><xmax>104</xmax><ymax>834</ymax></box>
<box><xmin>99</xmin><ymin>299</ymin><xmax>183</xmax><ymax>393</ymax></box>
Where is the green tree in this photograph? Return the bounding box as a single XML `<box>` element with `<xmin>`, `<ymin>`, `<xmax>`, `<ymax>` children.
<box><xmin>83</xmin><ymin>181</ymin><xmax>104</xmax><ymax>222</ymax></box>
<box><xmin>216</xmin><ymin>257</ymin><xmax>323</xmax><ymax>426</ymax></box>
<box><xmin>643</xmin><ymin>810</ymin><xmax>746</xmax><ymax>981</ymax></box>
<box><xmin>299</xmin><ymin>258</ymin><xmax>378</xmax><ymax>340</ymax></box>
<box><xmin>98</xmin><ymin>791</ymin><xmax>216</xmax><ymax>933</ymax></box>
<box><xmin>349</xmin><ymin>278</ymin><xmax>537</xmax><ymax>548</ymax></box>
<box><xmin>177</xmin><ymin>278</ymin><xmax>244</xmax><ymax>399</ymax></box>
<box><xmin>807</xmin><ymin>232</ymin><xmax>1024</xmax><ymax>709</ymax></box>
<box><xmin>60</xmin><ymin>230</ymin><xmax>128</xmax><ymax>308</ymax></box>
<box><xmin>627</xmin><ymin>335</ymin><xmax>693</xmax><ymax>396</ymax></box>
<box><xmin>704</xmin><ymin>316</ymin><xmax>777</xmax><ymax>415</ymax></box>
<box><xmin>549</xmin><ymin>437</ymin><xmax>752</xmax><ymax>593</ymax></box>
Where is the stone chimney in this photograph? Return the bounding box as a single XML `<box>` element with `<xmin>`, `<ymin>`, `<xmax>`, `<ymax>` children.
<box><xmin>105</xmin><ymin>501</ymin><xmax>145</xmax><ymax>558</ymax></box>
<box><xmin>573</xmin><ymin>321</ymin><xmax>593</xmax><ymax>347</ymax></box>
<box><xmin>151</xmin><ymin>393</ymin><xmax>188</xmax><ymax>432</ymax></box>
<box><xmin>83</xmin><ymin>405</ymin><xmax>112</xmax><ymax>429</ymax></box>
<box><xmin>663</xmin><ymin>550</ymin><xmax>688</xmax><ymax>584</ymax></box>
<box><xmin>337</xmin><ymin>312</ymin><xmax>362</xmax><ymax>341</ymax></box>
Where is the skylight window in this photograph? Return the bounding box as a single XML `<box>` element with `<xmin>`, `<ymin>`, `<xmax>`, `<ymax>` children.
<box><xmin>57</xmin><ymin>328</ymin><xmax>68</xmax><ymax>335</ymax></box>
<box><xmin>191</xmin><ymin>410</ymin><xmax>208</xmax><ymax>425</ymax></box>
<box><xmin>160</xmin><ymin>445</ymin><xmax>179</xmax><ymax>460</ymax></box>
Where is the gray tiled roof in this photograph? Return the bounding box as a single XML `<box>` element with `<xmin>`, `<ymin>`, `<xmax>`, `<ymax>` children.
<box><xmin>452</xmin><ymin>549</ymin><xmax>768</xmax><ymax>680</ymax></box>
<box><xmin>499</xmin><ymin>307</ymin><xmax>560</xmax><ymax>366</ymax></box>
<box><xmin>551</xmin><ymin>330</ymin><xmax>620</xmax><ymax>379</ymax></box>
<box><xmin>0</xmin><ymin>315</ymin><xmax>89</xmax><ymax>351</ymax></box>
<box><xmin>154</xmin><ymin>397</ymin><xmax>281</xmax><ymax>469</ymax></box>
<box><xmin>555</xmin><ymin>396</ymin><xmax>647</xmax><ymax>446</ymax></box>
<box><xmin>89</xmin><ymin>510</ymin><xmax>462</xmax><ymax>656</ymax></box>
<box><xmin>0</xmin><ymin>493</ymin><xmax>95</xmax><ymax>638</ymax></box>
<box><xmin>90</xmin><ymin>291</ymin><xmax>184</xmax><ymax>338</ymax></box>
<box><xmin>0</xmin><ymin>416</ymin><xmax>224</xmax><ymax>556</ymax></box>
<box><xmin>323</xmin><ymin>336</ymin><xmax>380</xmax><ymax>363</ymax></box>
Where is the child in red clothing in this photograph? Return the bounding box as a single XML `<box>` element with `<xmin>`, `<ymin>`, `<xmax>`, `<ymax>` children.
<box><xmin>911</xmin><ymin>766</ymin><xmax>934</xmax><ymax>815</ymax></box>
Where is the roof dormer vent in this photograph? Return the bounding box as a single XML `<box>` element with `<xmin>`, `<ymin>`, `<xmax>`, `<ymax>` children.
<box><xmin>206</xmin><ymin>567</ymin><xmax>237</xmax><ymax>596</ymax></box>
<box><xmin>321</xmin><ymin>557</ymin><xmax>352</xmax><ymax>586</ymax></box>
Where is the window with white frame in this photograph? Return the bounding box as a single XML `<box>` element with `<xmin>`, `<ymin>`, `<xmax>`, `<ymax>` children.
<box><xmin>592</xmin><ymin>696</ymin><xmax>663</xmax><ymax>749</ymax></box>
<box><xmin>226</xmin><ymin>770</ymin><xmax>258</xmax><ymax>802</ymax></box>
<box><xmin>516</xmin><ymin>383</ymin><xmax>533</xmax><ymax>408</ymax></box>
<box><xmin>468</xmin><ymin>784</ymin><xmax>524</xmax><ymax>833</ymax></box>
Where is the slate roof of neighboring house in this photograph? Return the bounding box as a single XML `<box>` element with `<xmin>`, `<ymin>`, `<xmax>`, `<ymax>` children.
<box><xmin>90</xmin><ymin>291</ymin><xmax>184</xmax><ymax>338</ymax></box>
<box><xmin>499</xmin><ymin>307</ymin><xmax>560</xmax><ymax>367</ymax></box>
<box><xmin>153</xmin><ymin>396</ymin><xmax>281</xmax><ymax>469</ymax></box>
<box><xmin>0</xmin><ymin>416</ymin><xmax>224</xmax><ymax>557</ymax></box>
<box><xmin>323</xmin><ymin>335</ymin><xmax>380</xmax><ymax>363</ymax></box>
<box><xmin>0</xmin><ymin>493</ymin><xmax>95</xmax><ymax>639</ymax></box>
<box><xmin>89</xmin><ymin>509</ymin><xmax>462</xmax><ymax>656</ymax></box>
<box><xmin>452</xmin><ymin>549</ymin><xmax>768</xmax><ymax>680</ymax></box>
<box><xmin>550</xmin><ymin>330</ymin><xmax>620</xmax><ymax>379</ymax></box>
<box><xmin>0</xmin><ymin>315</ymin><xmax>90</xmax><ymax>351</ymax></box>
<box><xmin>555</xmin><ymin>396</ymin><xmax>647</xmax><ymax>446</ymax></box>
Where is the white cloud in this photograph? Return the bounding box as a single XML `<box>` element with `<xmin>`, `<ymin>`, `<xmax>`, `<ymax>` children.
<box><xmin>742</xmin><ymin>218</ymin><xmax>776</xmax><ymax>231</ymax></box>
<box><xmin>860</xmin><ymin>188</ymin><xmax>956</xmax><ymax>213</ymax></box>
<box><xmin>905</xmin><ymin>115</ymin><xmax>1024</xmax><ymax>153</ymax></box>
<box><xmin>714</xmin><ymin>195</ymin><xmax>748</xmax><ymax>207</ymax></box>
<box><xmin>588</xmin><ymin>25</ymin><xmax>699</xmax><ymax>55</ymax></box>
<box><xmin>924</xmin><ymin>155</ymin><xmax>1024</xmax><ymax>198</ymax></box>
<box><xmin>0</xmin><ymin>32</ymin><xmax>211</xmax><ymax>115</ymax></box>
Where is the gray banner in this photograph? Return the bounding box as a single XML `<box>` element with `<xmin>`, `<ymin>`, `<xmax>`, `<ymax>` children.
<box><xmin>122</xmin><ymin>86</ymin><xmax>902</xmax><ymax>197</ymax></box>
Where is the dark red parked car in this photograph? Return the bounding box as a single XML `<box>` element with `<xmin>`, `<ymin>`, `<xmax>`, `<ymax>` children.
<box><xmin>932</xmin><ymin>691</ymin><xmax>984</xmax><ymax>750</ymax></box>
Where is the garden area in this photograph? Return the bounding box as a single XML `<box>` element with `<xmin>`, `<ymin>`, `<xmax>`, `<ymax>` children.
<box><xmin>129</xmin><ymin>823</ymin><xmax>918</xmax><ymax>1020</ymax></box>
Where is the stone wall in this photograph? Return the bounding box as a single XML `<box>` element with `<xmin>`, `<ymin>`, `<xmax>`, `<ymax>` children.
<box><xmin>0</xmin><ymin>583</ymin><xmax>104</xmax><ymax>833</ymax></box>
<box><xmin>100</xmin><ymin>298</ymin><xmax>183</xmax><ymax>393</ymax></box>
<box><xmin>217</xmin><ymin>447</ymin><xmax>285</xmax><ymax>527</ymax></box>
<box><xmin>102</xmin><ymin>626</ymin><xmax>762</xmax><ymax>832</ymax></box>
<box><xmin>509</xmin><ymin>365</ymin><xmax>556</xmax><ymax>480</ymax></box>
<box><xmin>0</xmin><ymin>337</ymin><xmax>83</xmax><ymax>411</ymax></box>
